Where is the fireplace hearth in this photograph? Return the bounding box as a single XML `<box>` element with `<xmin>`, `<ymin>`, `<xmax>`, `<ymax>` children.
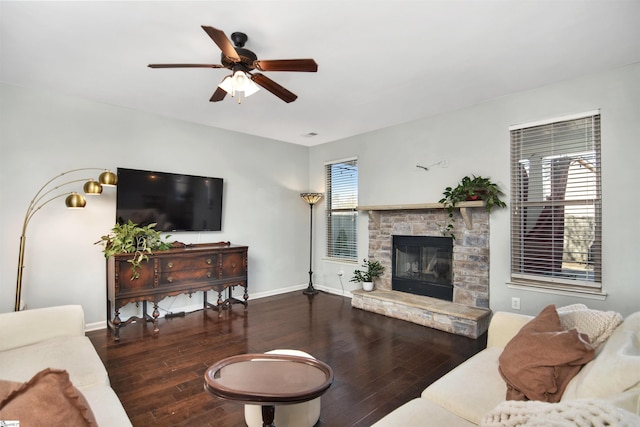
<box><xmin>392</xmin><ymin>235</ymin><xmax>453</xmax><ymax>301</ymax></box>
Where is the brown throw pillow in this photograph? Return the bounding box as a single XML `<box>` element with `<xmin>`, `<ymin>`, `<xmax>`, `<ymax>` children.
<box><xmin>498</xmin><ymin>304</ymin><xmax>595</xmax><ymax>403</ymax></box>
<box><xmin>0</xmin><ymin>368</ymin><xmax>97</xmax><ymax>426</ymax></box>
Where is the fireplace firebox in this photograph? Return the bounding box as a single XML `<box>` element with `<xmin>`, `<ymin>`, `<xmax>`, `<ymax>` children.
<box><xmin>392</xmin><ymin>235</ymin><xmax>453</xmax><ymax>301</ymax></box>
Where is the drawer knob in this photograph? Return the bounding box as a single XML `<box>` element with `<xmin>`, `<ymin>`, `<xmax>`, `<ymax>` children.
<box><xmin>207</xmin><ymin>272</ymin><xmax>212</xmax><ymax>278</ymax></box>
<box><xmin>167</xmin><ymin>276</ymin><xmax>173</xmax><ymax>283</ymax></box>
<box><xmin>167</xmin><ymin>262</ymin><xmax>173</xmax><ymax>268</ymax></box>
<box><xmin>231</xmin><ymin>262</ymin><xmax>237</xmax><ymax>268</ymax></box>
<box><xmin>206</xmin><ymin>258</ymin><xmax>212</xmax><ymax>265</ymax></box>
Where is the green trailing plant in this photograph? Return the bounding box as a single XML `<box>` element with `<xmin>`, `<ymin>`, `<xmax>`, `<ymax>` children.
<box><xmin>95</xmin><ymin>220</ymin><xmax>173</xmax><ymax>279</ymax></box>
<box><xmin>438</xmin><ymin>175</ymin><xmax>507</xmax><ymax>239</ymax></box>
<box><xmin>350</xmin><ymin>259</ymin><xmax>385</xmax><ymax>283</ymax></box>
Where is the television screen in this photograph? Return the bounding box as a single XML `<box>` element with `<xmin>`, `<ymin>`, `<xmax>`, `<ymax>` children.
<box><xmin>116</xmin><ymin>168</ymin><xmax>223</xmax><ymax>232</ymax></box>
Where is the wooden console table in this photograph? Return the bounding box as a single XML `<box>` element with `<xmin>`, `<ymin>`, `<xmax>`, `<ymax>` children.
<box><xmin>106</xmin><ymin>242</ymin><xmax>248</xmax><ymax>340</ymax></box>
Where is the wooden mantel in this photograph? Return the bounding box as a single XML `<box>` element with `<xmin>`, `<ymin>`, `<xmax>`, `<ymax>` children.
<box><xmin>356</xmin><ymin>200</ymin><xmax>485</xmax><ymax>229</ymax></box>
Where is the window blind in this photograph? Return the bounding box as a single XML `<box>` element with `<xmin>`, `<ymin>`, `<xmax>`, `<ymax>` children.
<box><xmin>510</xmin><ymin>113</ymin><xmax>601</xmax><ymax>289</ymax></box>
<box><xmin>325</xmin><ymin>159</ymin><xmax>358</xmax><ymax>260</ymax></box>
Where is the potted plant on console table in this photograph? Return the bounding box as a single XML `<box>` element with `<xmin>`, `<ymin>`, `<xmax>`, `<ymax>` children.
<box><xmin>95</xmin><ymin>220</ymin><xmax>175</xmax><ymax>279</ymax></box>
<box><xmin>350</xmin><ymin>259</ymin><xmax>385</xmax><ymax>291</ymax></box>
<box><xmin>439</xmin><ymin>175</ymin><xmax>507</xmax><ymax>239</ymax></box>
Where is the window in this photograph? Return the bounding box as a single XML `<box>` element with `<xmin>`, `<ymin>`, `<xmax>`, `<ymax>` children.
<box><xmin>510</xmin><ymin>111</ymin><xmax>601</xmax><ymax>291</ymax></box>
<box><xmin>325</xmin><ymin>158</ymin><xmax>358</xmax><ymax>260</ymax></box>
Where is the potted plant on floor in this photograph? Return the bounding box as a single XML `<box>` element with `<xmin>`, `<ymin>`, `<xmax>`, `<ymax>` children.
<box><xmin>439</xmin><ymin>175</ymin><xmax>507</xmax><ymax>239</ymax></box>
<box><xmin>350</xmin><ymin>259</ymin><xmax>385</xmax><ymax>291</ymax></box>
<box><xmin>95</xmin><ymin>220</ymin><xmax>174</xmax><ymax>279</ymax></box>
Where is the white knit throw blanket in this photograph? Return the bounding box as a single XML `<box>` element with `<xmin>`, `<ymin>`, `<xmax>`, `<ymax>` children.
<box><xmin>480</xmin><ymin>399</ymin><xmax>640</xmax><ymax>427</ymax></box>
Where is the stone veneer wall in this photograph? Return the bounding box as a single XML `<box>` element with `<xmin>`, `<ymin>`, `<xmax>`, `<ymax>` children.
<box><xmin>367</xmin><ymin>207</ymin><xmax>490</xmax><ymax>309</ymax></box>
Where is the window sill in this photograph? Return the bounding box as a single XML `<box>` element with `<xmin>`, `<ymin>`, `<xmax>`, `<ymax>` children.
<box><xmin>323</xmin><ymin>257</ymin><xmax>358</xmax><ymax>265</ymax></box>
<box><xmin>507</xmin><ymin>282</ymin><xmax>607</xmax><ymax>300</ymax></box>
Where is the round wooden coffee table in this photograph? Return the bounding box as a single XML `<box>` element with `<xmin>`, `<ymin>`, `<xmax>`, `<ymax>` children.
<box><xmin>204</xmin><ymin>353</ymin><xmax>333</xmax><ymax>427</ymax></box>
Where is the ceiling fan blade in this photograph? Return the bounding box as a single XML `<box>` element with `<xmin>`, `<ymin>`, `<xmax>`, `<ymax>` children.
<box><xmin>148</xmin><ymin>64</ymin><xmax>225</xmax><ymax>69</ymax></box>
<box><xmin>251</xmin><ymin>73</ymin><xmax>298</xmax><ymax>103</ymax></box>
<box><xmin>201</xmin><ymin>26</ymin><xmax>240</xmax><ymax>62</ymax></box>
<box><xmin>210</xmin><ymin>87</ymin><xmax>227</xmax><ymax>102</ymax></box>
<box><xmin>253</xmin><ymin>59</ymin><xmax>318</xmax><ymax>72</ymax></box>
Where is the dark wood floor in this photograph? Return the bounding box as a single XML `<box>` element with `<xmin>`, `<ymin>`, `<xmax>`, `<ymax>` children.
<box><xmin>88</xmin><ymin>291</ymin><xmax>487</xmax><ymax>427</ymax></box>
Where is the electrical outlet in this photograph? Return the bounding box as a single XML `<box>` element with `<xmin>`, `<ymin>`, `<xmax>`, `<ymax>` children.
<box><xmin>511</xmin><ymin>297</ymin><xmax>521</xmax><ymax>310</ymax></box>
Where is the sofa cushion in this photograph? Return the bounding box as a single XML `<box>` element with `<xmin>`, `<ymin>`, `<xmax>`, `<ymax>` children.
<box><xmin>557</xmin><ymin>303</ymin><xmax>623</xmax><ymax>349</ymax></box>
<box><xmin>498</xmin><ymin>304</ymin><xmax>594</xmax><ymax>403</ymax></box>
<box><xmin>0</xmin><ymin>368</ymin><xmax>97</xmax><ymax>426</ymax></box>
<box><xmin>422</xmin><ymin>347</ymin><xmax>508</xmax><ymax>425</ymax></box>
<box><xmin>562</xmin><ymin>311</ymin><xmax>640</xmax><ymax>406</ymax></box>
<box><xmin>0</xmin><ymin>335</ymin><xmax>109</xmax><ymax>390</ymax></box>
<box><xmin>371</xmin><ymin>397</ymin><xmax>477</xmax><ymax>427</ymax></box>
<box><xmin>80</xmin><ymin>384</ymin><xmax>134</xmax><ymax>427</ymax></box>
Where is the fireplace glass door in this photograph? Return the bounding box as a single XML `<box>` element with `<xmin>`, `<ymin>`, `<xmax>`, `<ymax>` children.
<box><xmin>392</xmin><ymin>235</ymin><xmax>453</xmax><ymax>301</ymax></box>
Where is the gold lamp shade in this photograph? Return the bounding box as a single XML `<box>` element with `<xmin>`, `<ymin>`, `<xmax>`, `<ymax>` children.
<box><xmin>83</xmin><ymin>180</ymin><xmax>103</xmax><ymax>195</ymax></box>
<box><xmin>99</xmin><ymin>170</ymin><xmax>118</xmax><ymax>186</ymax></box>
<box><xmin>65</xmin><ymin>192</ymin><xmax>87</xmax><ymax>208</ymax></box>
<box><xmin>300</xmin><ymin>193</ymin><xmax>323</xmax><ymax>205</ymax></box>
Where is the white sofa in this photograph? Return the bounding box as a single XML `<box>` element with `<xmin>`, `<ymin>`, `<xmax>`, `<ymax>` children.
<box><xmin>373</xmin><ymin>309</ymin><xmax>640</xmax><ymax>426</ymax></box>
<box><xmin>0</xmin><ymin>305</ymin><xmax>132</xmax><ymax>426</ymax></box>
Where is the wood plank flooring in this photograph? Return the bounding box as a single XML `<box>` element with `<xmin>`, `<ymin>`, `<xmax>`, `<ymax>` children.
<box><xmin>88</xmin><ymin>291</ymin><xmax>487</xmax><ymax>427</ymax></box>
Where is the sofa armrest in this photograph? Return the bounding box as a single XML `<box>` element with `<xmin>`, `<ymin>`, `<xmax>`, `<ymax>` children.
<box><xmin>487</xmin><ymin>311</ymin><xmax>533</xmax><ymax>348</ymax></box>
<box><xmin>0</xmin><ymin>305</ymin><xmax>85</xmax><ymax>351</ymax></box>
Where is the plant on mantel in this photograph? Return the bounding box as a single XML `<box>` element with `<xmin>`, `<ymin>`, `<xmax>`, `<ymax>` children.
<box><xmin>439</xmin><ymin>175</ymin><xmax>507</xmax><ymax>239</ymax></box>
<box><xmin>95</xmin><ymin>220</ymin><xmax>174</xmax><ymax>279</ymax></box>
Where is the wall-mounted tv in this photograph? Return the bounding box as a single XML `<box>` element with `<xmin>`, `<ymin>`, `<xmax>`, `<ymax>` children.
<box><xmin>116</xmin><ymin>168</ymin><xmax>223</xmax><ymax>232</ymax></box>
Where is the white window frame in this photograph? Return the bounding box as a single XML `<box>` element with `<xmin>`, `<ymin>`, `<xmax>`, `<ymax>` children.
<box><xmin>509</xmin><ymin>111</ymin><xmax>602</xmax><ymax>294</ymax></box>
<box><xmin>325</xmin><ymin>158</ymin><xmax>358</xmax><ymax>261</ymax></box>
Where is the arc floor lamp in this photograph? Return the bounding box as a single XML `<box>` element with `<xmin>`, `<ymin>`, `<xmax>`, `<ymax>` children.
<box><xmin>300</xmin><ymin>192</ymin><xmax>323</xmax><ymax>295</ymax></box>
<box><xmin>15</xmin><ymin>168</ymin><xmax>118</xmax><ymax>311</ymax></box>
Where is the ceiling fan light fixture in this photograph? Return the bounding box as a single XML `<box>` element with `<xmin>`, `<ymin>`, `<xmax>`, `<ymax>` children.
<box><xmin>232</xmin><ymin>69</ymin><xmax>260</xmax><ymax>97</ymax></box>
<box><xmin>232</xmin><ymin>69</ymin><xmax>248</xmax><ymax>88</ymax></box>
<box><xmin>218</xmin><ymin>75</ymin><xmax>234</xmax><ymax>95</ymax></box>
<box><xmin>243</xmin><ymin>78</ymin><xmax>260</xmax><ymax>97</ymax></box>
<box><xmin>218</xmin><ymin>70</ymin><xmax>260</xmax><ymax>99</ymax></box>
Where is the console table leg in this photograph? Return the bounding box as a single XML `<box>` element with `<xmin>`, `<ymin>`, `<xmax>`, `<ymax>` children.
<box><xmin>217</xmin><ymin>291</ymin><xmax>224</xmax><ymax>318</ymax></box>
<box><xmin>261</xmin><ymin>405</ymin><xmax>275</xmax><ymax>427</ymax></box>
<box><xmin>113</xmin><ymin>309</ymin><xmax>121</xmax><ymax>341</ymax></box>
<box><xmin>152</xmin><ymin>303</ymin><xmax>160</xmax><ymax>334</ymax></box>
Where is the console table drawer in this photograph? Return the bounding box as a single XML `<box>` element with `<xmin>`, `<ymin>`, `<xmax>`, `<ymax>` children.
<box><xmin>221</xmin><ymin>252</ymin><xmax>246</xmax><ymax>277</ymax></box>
<box><xmin>159</xmin><ymin>268</ymin><xmax>216</xmax><ymax>285</ymax></box>
<box><xmin>160</xmin><ymin>255</ymin><xmax>218</xmax><ymax>272</ymax></box>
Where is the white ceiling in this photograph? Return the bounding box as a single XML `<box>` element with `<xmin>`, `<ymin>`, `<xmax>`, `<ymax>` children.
<box><xmin>2</xmin><ymin>1</ymin><xmax>639</xmax><ymax>146</ymax></box>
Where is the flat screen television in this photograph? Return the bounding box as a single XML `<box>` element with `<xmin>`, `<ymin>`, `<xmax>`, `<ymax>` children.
<box><xmin>115</xmin><ymin>168</ymin><xmax>223</xmax><ymax>232</ymax></box>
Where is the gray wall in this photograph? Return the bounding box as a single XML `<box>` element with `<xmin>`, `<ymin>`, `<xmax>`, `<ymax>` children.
<box><xmin>2</xmin><ymin>62</ymin><xmax>638</xmax><ymax>326</ymax></box>
<box><xmin>309</xmin><ymin>62</ymin><xmax>640</xmax><ymax>317</ymax></box>
<box><xmin>0</xmin><ymin>83</ymin><xmax>310</xmax><ymax>325</ymax></box>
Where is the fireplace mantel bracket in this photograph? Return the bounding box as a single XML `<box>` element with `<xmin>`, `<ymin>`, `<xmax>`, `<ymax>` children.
<box><xmin>357</xmin><ymin>201</ymin><xmax>484</xmax><ymax>230</ymax></box>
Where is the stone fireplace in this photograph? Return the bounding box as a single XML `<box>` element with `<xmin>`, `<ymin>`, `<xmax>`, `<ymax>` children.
<box><xmin>351</xmin><ymin>202</ymin><xmax>492</xmax><ymax>338</ymax></box>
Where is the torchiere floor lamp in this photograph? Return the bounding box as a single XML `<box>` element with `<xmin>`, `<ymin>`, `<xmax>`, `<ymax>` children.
<box><xmin>15</xmin><ymin>168</ymin><xmax>118</xmax><ymax>311</ymax></box>
<box><xmin>300</xmin><ymin>192</ymin><xmax>323</xmax><ymax>295</ymax></box>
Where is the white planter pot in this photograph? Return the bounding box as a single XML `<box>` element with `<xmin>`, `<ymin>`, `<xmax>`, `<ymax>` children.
<box><xmin>362</xmin><ymin>281</ymin><xmax>374</xmax><ymax>292</ymax></box>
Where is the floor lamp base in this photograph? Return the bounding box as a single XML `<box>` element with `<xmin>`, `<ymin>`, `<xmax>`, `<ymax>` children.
<box><xmin>303</xmin><ymin>283</ymin><xmax>319</xmax><ymax>295</ymax></box>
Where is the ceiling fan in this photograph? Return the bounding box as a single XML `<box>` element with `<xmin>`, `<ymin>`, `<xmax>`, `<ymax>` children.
<box><xmin>148</xmin><ymin>26</ymin><xmax>318</xmax><ymax>103</ymax></box>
